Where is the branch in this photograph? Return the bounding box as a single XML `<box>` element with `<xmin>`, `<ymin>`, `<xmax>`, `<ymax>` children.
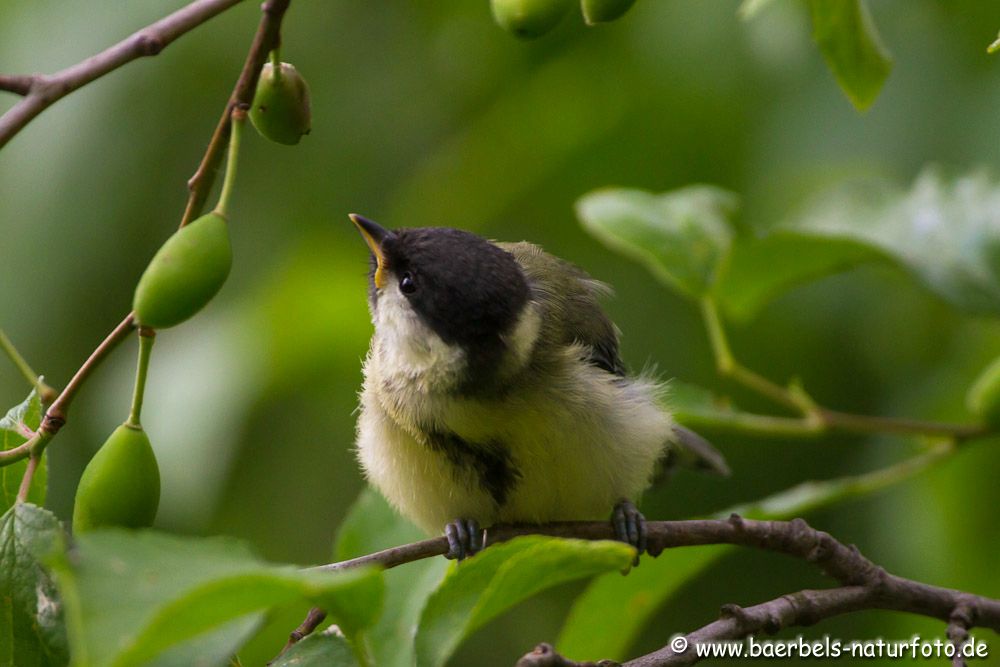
<box><xmin>303</xmin><ymin>517</ymin><xmax>1000</xmax><ymax>662</ymax></box>
<box><xmin>180</xmin><ymin>0</ymin><xmax>291</xmax><ymax>227</ymax></box>
<box><xmin>278</xmin><ymin>442</ymin><xmax>958</xmax><ymax>654</ymax></box>
<box><xmin>5</xmin><ymin>0</ymin><xmax>292</xmax><ymax>502</ymax></box>
<box><xmin>0</xmin><ymin>0</ymin><xmax>244</xmax><ymax>150</ymax></box>
<box><xmin>0</xmin><ymin>74</ymin><xmax>33</xmax><ymax>96</ymax></box>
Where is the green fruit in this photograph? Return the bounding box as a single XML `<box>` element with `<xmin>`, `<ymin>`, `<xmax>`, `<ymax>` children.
<box><xmin>581</xmin><ymin>0</ymin><xmax>637</xmax><ymax>24</ymax></box>
<box><xmin>491</xmin><ymin>0</ymin><xmax>572</xmax><ymax>38</ymax></box>
<box><xmin>73</xmin><ymin>423</ymin><xmax>160</xmax><ymax>532</ymax></box>
<box><xmin>133</xmin><ymin>212</ymin><xmax>232</xmax><ymax>328</ymax></box>
<box><xmin>967</xmin><ymin>356</ymin><xmax>1000</xmax><ymax>424</ymax></box>
<box><xmin>249</xmin><ymin>62</ymin><xmax>312</xmax><ymax>145</ymax></box>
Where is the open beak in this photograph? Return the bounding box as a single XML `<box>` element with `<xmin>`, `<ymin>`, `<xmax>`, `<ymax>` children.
<box><xmin>349</xmin><ymin>213</ymin><xmax>395</xmax><ymax>289</ymax></box>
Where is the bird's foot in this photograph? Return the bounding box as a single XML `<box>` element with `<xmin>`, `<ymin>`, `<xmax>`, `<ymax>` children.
<box><xmin>444</xmin><ymin>518</ymin><xmax>484</xmax><ymax>560</ymax></box>
<box><xmin>611</xmin><ymin>499</ymin><xmax>646</xmax><ymax>566</ymax></box>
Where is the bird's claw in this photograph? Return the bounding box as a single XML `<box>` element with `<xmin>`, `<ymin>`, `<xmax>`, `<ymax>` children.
<box><xmin>444</xmin><ymin>518</ymin><xmax>483</xmax><ymax>560</ymax></box>
<box><xmin>612</xmin><ymin>499</ymin><xmax>647</xmax><ymax>566</ymax></box>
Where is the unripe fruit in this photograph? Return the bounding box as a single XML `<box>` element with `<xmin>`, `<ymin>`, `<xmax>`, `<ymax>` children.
<box><xmin>73</xmin><ymin>424</ymin><xmax>160</xmax><ymax>532</ymax></box>
<box><xmin>491</xmin><ymin>0</ymin><xmax>572</xmax><ymax>39</ymax></box>
<box><xmin>249</xmin><ymin>62</ymin><xmax>312</xmax><ymax>145</ymax></box>
<box><xmin>967</xmin><ymin>356</ymin><xmax>1000</xmax><ymax>425</ymax></box>
<box><xmin>580</xmin><ymin>0</ymin><xmax>637</xmax><ymax>25</ymax></box>
<box><xmin>133</xmin><ymin>212</ymin><xmax>232</xmax><ymax>329</ymax></box>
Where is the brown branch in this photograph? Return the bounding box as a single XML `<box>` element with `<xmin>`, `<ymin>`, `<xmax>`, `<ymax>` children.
<box><xmin>521</xmin><ymin>585</ymin><xmax>990</xmax><ymax>667</ymax></box>
<box><xmin>180</xmin><ymin>0</ymin><xmax>290</xmax><ymax>227</ymax></box>
<box><xmin>948</xmin><ymin>601</ymin><xmax>975</xmax><ymax>667</ymax></box>
<box><xmin>516</xmin><ymin>643</ymin><xmax>619</xmax><ymax>667</ymax></box>
<box><xmin>42</xmin><ymin>315</ymin><xmax>136</xmax><ymax>434</ymax></box>
<box><xmin>295</xmin><ymin>517</ymin><xmax>1000</xmax><ymax>663</ymax></box>
<box><xmin>0</xmin><ymin>0</ymin><xmax>245</xmax><ymax>150</ymax></box>
<box><xmin>0</xmin><ymin>74</ymin><xmax>33</xmax><ymax>96</ymax></box>
<box><xmin>0</xmin><ymin>440</ymin><xmax>31</xmax><ymax>465</ymax></box>
<box><xmin>6</xmin><ymin>0</ymin><xmax>292</xmax><ymax>499</ymax></box>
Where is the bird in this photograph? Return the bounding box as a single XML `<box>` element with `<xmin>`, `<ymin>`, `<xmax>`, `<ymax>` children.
<box><xmin>348</xmin><ymin>214</ymin><xmax>728</xmax><ymax>561</ymax></box>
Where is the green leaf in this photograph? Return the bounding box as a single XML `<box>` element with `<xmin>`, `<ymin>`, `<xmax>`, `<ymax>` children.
<box><xmin>808</xmin><ymin>0</ymin><xmax>893</xmax><ymax>111</ymax></box>
<box><xmin>557</xmin><ymin>545</ymin><xmax>730</xmax><ymax>661</ymax></box>
<box><xmin>270</xmin><ymin>631</ymin><xmax>360</xmax><ymax>667</ymax></box>
<box><xmin>783</xmin><ymin>167</ymin><xmax>1000</xmax><ymax>316</ymax></box>
<box><xmin>714</xmin><ymin>232</ymin><xmax>879</xmax><ymax>321</ymax></box>
<box><xmin>415</xmin><ymin>536</ymin><xmax>635</xmax><ymax>667</ymax></box>
<box><xmin>1</xmin><ymin>389</ymin><xmax>46</xmax><ymax>512</ymax></box>
<box><xmin>577</xmin><ymin>186</ymin><xmax>739</xmax><ymax>300</ymax></box>
<box><xmin>49</xmin><ymin>530</ymin><xmax>383</xmax><ymax>667</ymax></box>
<box><xmin>333</xmin><ymin>489</ymin><xmax>448</xmax><ymax>667</ymax></box>
<box><xmin>0</xmin><ymin>503</ymin><xmax>69</xmax><ymax>667</ymax></box>
<box><xmin>146</xmin><ymin>614</ymin><xmax>264</xmax><ymax>667</ymax></box>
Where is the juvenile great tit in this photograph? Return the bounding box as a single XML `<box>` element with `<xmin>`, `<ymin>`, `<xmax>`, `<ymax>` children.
<box><xmin>349</xmin><ymin>214</ymin><xmax>727</xmax><ymax>560</ymax></box>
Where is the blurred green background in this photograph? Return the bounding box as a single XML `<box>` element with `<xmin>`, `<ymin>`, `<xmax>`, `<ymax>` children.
<box><xmin>2</xmin><ymin>0</ymin><xmax>1000</xmax><ymax>664</ymax></box>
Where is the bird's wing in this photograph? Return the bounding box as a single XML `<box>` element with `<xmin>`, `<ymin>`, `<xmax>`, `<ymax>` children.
<box><xmin>497</xmin><ymin>241</ymin><xmax>626</xmax><ymax>377</ymax></box>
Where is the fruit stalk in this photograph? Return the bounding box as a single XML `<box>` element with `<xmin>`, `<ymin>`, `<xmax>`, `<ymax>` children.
<box><xmin>269</xmin><ymin>48</ymin><xmax>282</xmax><ymax>76</ymax></box>
<box><xmin>215</xmin><ymin>106</ymin><xmax>246</xmax><ymax>219</ymax></box>
<box><xmin>127</xmin><ymin>328</ymin><xmax>156</xmax><ymax>428</ymax></box>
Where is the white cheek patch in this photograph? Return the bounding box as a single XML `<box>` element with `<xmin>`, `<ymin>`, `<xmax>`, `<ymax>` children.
<box><xmin>500</xmin><ymin>302</ymin><xmax>541</xmax><ymax>374</ymax></box>
<box><xmin>372</xmin><ymin>281</ymin><xmax>466</xmax><ymax>386</ymax></box>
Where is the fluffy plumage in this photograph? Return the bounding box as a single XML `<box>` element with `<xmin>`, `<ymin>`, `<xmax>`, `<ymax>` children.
<box><xmin>354</xmin><ymin>225</ymin><xmax>677</xmax><ymax>535</ymax></box>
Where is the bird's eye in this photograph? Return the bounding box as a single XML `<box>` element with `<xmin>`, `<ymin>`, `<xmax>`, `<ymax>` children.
<box><xmin>399</xmin><ymin>272</ymin><xmax>417</xmax><ymax>294</ymax></box>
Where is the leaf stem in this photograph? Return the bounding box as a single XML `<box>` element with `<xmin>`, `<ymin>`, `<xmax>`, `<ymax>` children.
<box><xmin>673</xmin><ymin>409</ymin><xmax>823</xmax><ymax>439</ymax></box>
<box><xmin>15</xmin><ymin>451</ymin><xmax>41</xmax><ymax>503</ymax></box>
<box><xmin>0</xmin><ymin>329</ymin><xmax>56</xmax><ymax>404</ymax></box>
<box><xmin>126</xmin><ymin>328</ymin><xmax>156</xmax><ymax>428</ymax></box>
<box><xmin>213</xmin><ymin>106</ymin><xmax>245</xmax><ymax>219</ymax></box>
<box><xmin>698</xmin><ymin>295</ymin><xmax>986</xmax><ymax>441</ymax></box>
<box><xmin>700</xmin><ymin>296</ymin><xmax>817</xmax><ymax>415</ymax></box>
<box><xmin>818</xmin><ymin>408</ymin><xmax>987</xmax><ymax>439</ymax></box>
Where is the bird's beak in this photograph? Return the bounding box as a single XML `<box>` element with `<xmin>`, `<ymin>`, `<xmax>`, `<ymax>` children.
<box><xmin>349</xmin><ymin>213</ymin><xmax>394</xmax><ymax>289</ymax></box>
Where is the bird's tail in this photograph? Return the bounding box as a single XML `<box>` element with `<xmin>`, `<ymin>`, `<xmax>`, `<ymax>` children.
<box><xmin>661</xmin><ymin>424</ymin><xmax>730</xmax><ymax>477</ymax></box>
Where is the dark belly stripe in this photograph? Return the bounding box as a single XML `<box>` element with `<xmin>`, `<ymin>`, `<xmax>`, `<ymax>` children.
<box><xmin>424</xmin><ymin>430</ymin><xmax>520</xmax><ymax>507</ymax></box>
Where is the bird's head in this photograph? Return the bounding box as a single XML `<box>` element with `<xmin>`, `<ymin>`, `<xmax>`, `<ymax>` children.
<box><xmin>349</xmin><ymin>214</ymin><xmax>537</xmax><ymax>390</ymax></box>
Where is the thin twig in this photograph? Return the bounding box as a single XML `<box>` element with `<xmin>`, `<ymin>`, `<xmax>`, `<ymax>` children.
<box><xmin>0</xmin><ymin>439</ymin><xmax>32</xmax><ymax>465</ymax></box>
<box><xmin>179</xmin><ymin>0</ymin><xmax>290</xmax><ymax>227</ymax></box>
<box><xmin>698</xmin><ymin>296</ymin><xmax>987</xmax><ymax>441</ymax></box>
<box><xmin>0</xmin><ymin>0</ymin><xmax>245</xmax><ymax>149</ymax></box>
<box><xmin>6</xmin><ymin>0</ymin><xmax>293</xmax><ymax>498</ymax></box>
<box><xmin>43</xmin><ymin>315</ymin><xmax>136</xmax><ymax>433</ymax></box>
<box><xmin>0</xmin><ymin>329</ymin><xmax>56</xmax><ymax>403</ymax></box>
<box><xmin>947</xmin><ymin>601</ymin><xmax>975</xmax><ymax>667</ymax></box>
<box><xmin>0</xmin><ymin>74</ymin><xmax>33</xmax><ymax>96</ymax></box>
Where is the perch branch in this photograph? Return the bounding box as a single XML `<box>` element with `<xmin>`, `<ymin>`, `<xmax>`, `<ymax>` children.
<box><xmin>295</xmin><ymin>517</ymin><xmax>1000</xmax><ymax>664</ymax></box>
<box><xmin>278</xmin><ymin>442</ymin><xmax>961</xmax><ymax>654</ymax></box>
<box><xmin>0</xmin><ymin>0</ymin><xmax>245</xmax><ymax>150</ymax></box>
